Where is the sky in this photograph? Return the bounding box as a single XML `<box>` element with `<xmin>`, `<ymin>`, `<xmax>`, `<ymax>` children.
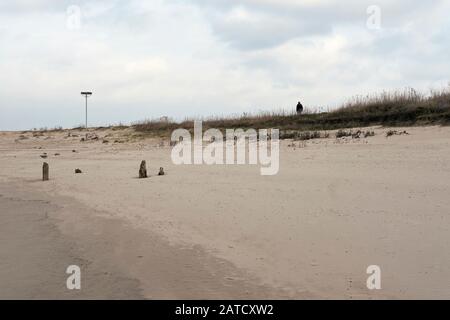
<box><xmin>0</xmin><ymin>0</ymin><xmax>449</xmax><ymax>130</ymax></box>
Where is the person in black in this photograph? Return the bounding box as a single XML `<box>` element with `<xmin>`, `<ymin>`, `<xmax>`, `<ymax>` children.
<box><xmin>296</xmin><ymin>101</ymin><xmax>304</xmax><ymax>114</ymax></box>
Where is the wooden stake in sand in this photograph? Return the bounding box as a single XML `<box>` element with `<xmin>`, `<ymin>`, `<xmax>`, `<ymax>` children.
<box><xmin>139</xmin><ymin>160</ymin><xmax>148</xmax><ymax>179</ymax></box>
<box><xmin>42</xmin><ymin>162</ymin><xmax>49</xmax><ymax>181</ymax></box>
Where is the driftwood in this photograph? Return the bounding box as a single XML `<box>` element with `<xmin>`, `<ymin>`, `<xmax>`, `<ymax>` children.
<box><xmin>139</xmin><ymin>160</ymin><xmax>148</xmax><ymax>179</ymax></box>
<box><xmin>42</xmin><ymin>162</ymin><xmax>49</xmax><ymax>181</ymax></box>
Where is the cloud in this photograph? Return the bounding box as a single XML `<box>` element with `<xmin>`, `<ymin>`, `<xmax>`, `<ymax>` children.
<box><xmin>0</xmin><ymin>0</ymin><xmax>449</xmax><ymax>130</ymax></box>
<box><xmin>182</xmin><ymin>0</ymin><xmax>445</xmax><ymax>50</ymax></box>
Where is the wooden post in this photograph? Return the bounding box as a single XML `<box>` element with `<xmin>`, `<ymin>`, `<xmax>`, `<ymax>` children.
<box><xmin>43</xmin><ymin>162</ymin><xmax>49</xmax><ymax>181</ymax></box>
<box><xmin>139</xmin><ymin>160</ymin><xmax>148</xmax><ymax>179</ymax></box>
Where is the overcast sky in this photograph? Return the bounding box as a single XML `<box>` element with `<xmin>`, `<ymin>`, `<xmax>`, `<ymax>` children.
<box><xmin>1</xmin><ymin>0</ymin><xmax>449</xmax><ymax>130</ymax></box>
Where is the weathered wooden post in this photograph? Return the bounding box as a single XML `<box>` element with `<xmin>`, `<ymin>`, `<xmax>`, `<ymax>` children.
<box><xmin>42</xmin><ymin>162</ymin><xmax>49</xmax><ymax>181</ymax></box>
<box><xmin>139</xmin><ymin>160</ymin><xmax>148</xmax><ymax>179</ymax></box>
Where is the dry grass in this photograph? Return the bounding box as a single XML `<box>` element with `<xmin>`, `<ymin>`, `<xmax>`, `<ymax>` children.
<box><xmin>132</xmin><ymin>87</ymin><xmax>450</xmax><ymax>138</ymax></box>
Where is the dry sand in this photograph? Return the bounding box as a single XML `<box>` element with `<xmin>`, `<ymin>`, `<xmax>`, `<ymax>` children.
<box><xmin>0</xmin><ymin>126</ymin><xmax>449</xmax><ymax>299</ymax></box>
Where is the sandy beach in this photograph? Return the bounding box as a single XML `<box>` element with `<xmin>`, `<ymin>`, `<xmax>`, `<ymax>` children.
<box><xmin>1</xmin><ymin>125</ymin><xmax>449</xmax><ymax>299</ymax></box>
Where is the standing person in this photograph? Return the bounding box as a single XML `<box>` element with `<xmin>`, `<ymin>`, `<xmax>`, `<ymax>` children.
<box><xmin>296</xmin><ymin>101</ymin><xmax>304</xmax><ymax>114</ymax></box>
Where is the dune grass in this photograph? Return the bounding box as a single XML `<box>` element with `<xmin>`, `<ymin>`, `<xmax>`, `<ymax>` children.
<box><xmin>133</xmin><ymin>87</ymin><xmax>450</xmax><ymax>137</ymax></box>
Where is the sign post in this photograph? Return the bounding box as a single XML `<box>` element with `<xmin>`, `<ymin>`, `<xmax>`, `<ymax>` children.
<box><xmin>80</xmin><ymin>91</ymin><xmax>92</xmax><ymax>137</ymax></box>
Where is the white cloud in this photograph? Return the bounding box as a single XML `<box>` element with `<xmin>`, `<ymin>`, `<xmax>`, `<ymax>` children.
<box><xmin>0</xmin><ymin>0</ymin><xmax>449</xmax><ymax>129</ymax></box>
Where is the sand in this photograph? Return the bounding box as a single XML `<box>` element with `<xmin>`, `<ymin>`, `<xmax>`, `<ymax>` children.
<box><xmin>0</xmin><ymin>183</ymin><xmax>142</xmax><ymax>299</ymax></box>
<box><xmin>0</xmin><ymin>125</ymin><xmax>449</xmax><ymax>299</ymax></box>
